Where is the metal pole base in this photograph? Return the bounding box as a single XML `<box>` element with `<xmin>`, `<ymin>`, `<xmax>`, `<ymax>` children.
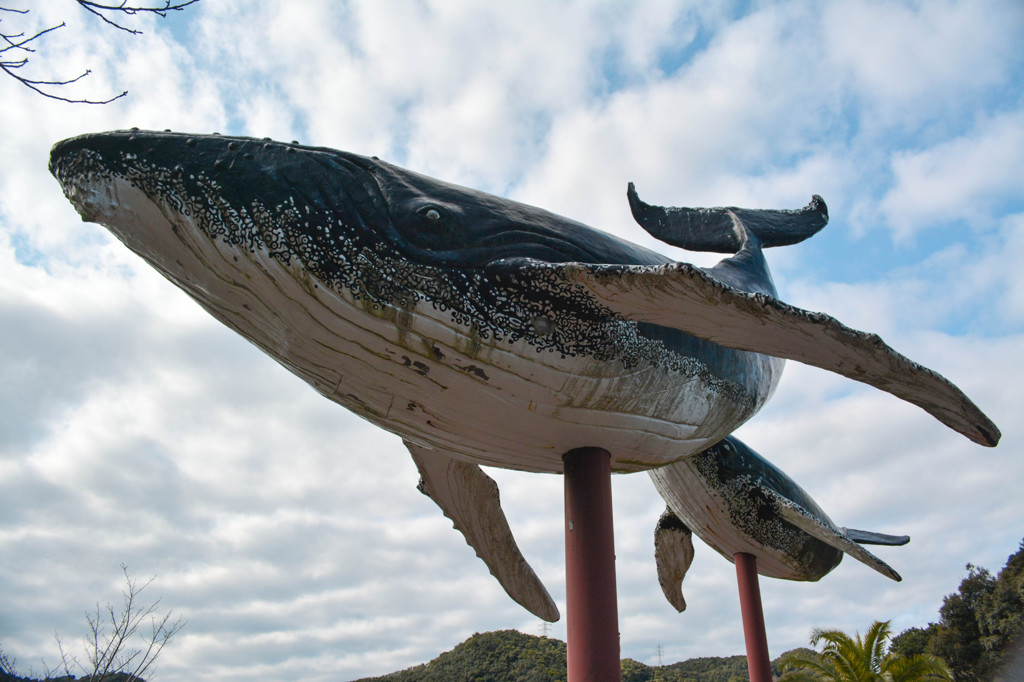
<box><xmin>734</xmin><ymin>552</ymin><xmax>772</xmax><ymax>682</ymax></box>
<box><xmin>564</xmin><ymin>447</ymin><xmax>621</xmax><ymax>682</ymax></box>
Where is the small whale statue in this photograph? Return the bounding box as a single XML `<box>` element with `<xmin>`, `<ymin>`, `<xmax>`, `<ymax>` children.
<box><xmin>651</xmin><ymin>435</ymin><xmax>909</xmax><ymax>612</ymax></box>
<box><xmin>49</xmin><ymin>130</ymin><xmax>999</xmax><ymax>622</ymax></box>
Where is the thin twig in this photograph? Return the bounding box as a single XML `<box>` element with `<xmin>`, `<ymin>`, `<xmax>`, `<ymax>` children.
<box><xmin>45</xmin><ymin>565</ymin><xmax>186</xmax><ymax>678</ymax></box>
<box><xmin>0</xmin><ymin>22</ymin><xmax>67</xmax><ymax>54</ymax></box>
<box><xmin>76</xmin><ymin>0</ymin><xmax>199</xmax><ymax>34</ymax></box>
<box><xmin>0</xmin><ymin>0</ymin><xmax>198</xmax><ymax>102</ymax></box>
<box><xmin>0</xmin><ymin>60</ymin><xmax>126</xmax><ymax>102</ymax></box>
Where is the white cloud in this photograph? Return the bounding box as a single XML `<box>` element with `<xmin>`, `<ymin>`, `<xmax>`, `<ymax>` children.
<box><xmin>994</xmin><ymin>214</ymin><xmax>1024</xmax><ymax>323</ymax></box>
<box><xmin>823</xmin><ymin>0</ymin><xmax>1024</xmax><ymax>130</ymax></box>
<box><xmin>880</xmin><ymin>110</ymin><xmax>1024</xmax><ymax>240</ymax></box>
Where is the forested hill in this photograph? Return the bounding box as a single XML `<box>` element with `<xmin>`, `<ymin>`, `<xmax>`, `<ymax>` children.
<box><xmin>353</xmin><ymin>629</ymin><xmax>762</xmax><ymax>682</ymax></box>
<box><xmin>356</xmin><ymin>539</ymin><xmax>1024</xmax><ymax>682</ymax></box>
<box><xmin>355</xmin><ymin>630</ymin><xmax>565</xmax><ymax>682</ymax></box>
<box><xmin>890</xmin><ymin>538</ymin><xmax>1024</xmax><ymax>680</ymax></box>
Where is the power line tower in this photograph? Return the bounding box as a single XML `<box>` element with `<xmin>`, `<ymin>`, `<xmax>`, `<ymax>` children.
<box><xmin>657</xmin><ymin>643</ymin><xmax>664</xmax><ymax>666</ymax></box>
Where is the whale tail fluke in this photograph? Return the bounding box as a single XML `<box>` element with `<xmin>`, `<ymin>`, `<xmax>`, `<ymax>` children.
<box><xmin>843</xmin><ymin>528</ymin><xmax>911</xmax><ymax>546</ymax></box>
<box><xmin>627</xmin><ymin>182</ymin><xmax>828</xmax><ymax>254</ymax></box>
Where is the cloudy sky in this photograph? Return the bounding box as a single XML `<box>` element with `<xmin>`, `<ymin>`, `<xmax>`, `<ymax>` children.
<box><xmin>2</xmin><ymin>1</ymin><xmax>1022</xmax><ymax>680</ymax></box>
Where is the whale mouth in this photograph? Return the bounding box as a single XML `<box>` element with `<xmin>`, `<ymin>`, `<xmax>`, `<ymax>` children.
<box><xmin>475</xmin><ymin>229</ymin><xmax>616</xmax><ymax>265</ymax></box>
<box><xmin>417</xmin><ymin>229</ymin><xmax>618</xmax><ymax>269</ymax></box>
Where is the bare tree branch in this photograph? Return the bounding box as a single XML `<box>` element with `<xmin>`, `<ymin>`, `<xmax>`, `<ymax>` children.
<box><xmin>42</xmin><ymin>565</ymin><xmax>186</xmax><ymax>681</ymax></box>
<box><xmin>0</xmin><ymin>644</ymin><xmax>17</xmax><ymax>676</ymax></box>
<box><xmin>1</xmin><ymin>21</ymin><xmax>65</xmax><ymax>54</ymax></box>
<box><xmin>76</xmin><ymin>1</ymin><xmax>199</xmax><ymax>36</ymax></box>
<box><xmin>0</xmin><ymin>0</ymin><xmax>198</xmax><ymax>103</ymax></box>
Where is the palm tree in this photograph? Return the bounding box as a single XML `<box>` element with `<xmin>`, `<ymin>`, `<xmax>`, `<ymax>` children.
<box><xmin>779</xmin><ymin>620</ymin><xmax>952</xmax><ymax>681</ymax></box>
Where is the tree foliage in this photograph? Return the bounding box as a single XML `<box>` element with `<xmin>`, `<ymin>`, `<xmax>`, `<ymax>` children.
<box><xmin>891</xmin><ymin>539</ymin><xmax>1024</xmax><ymax>681</ymax></box>
<box><xmin>633</xmin><ymin>654</ymin><xmax>750</xmax><ymax>682</ymax></box>
<box><xmin>357</xmin><ymin>629</ymin><xmax>759</xmax><ymax>682</ymax></box>
<box><xmin>0</xmin><ymin>1</ymin><xmax>197</xmax><ymax>103</ymax></box>
<box><xmin>359</xmin><ymin>630</ymin><xmax>568</xmax><ymax>682</ymax></box>
<box><xmin>929</xmin><ymin>565</ymin><xmax>996</xmax><ymax>679</ymax></box>
<box><xmin>889</xmin><ymin>626</ymin><xmax>938</xmax><ymax>661</ymax></box>
<box><xmin>778</xmin><ymin>620</ymin><xmax>951</xmax><ymax>682</ymax></box>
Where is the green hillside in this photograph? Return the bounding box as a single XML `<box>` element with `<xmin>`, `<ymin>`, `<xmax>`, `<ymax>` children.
<box><xmin>356</xmin><ymin>630</ymin><xmax>566</xmax><ymax>682</ymax></box>
<box><xmin>354</xmin><ymin>629</ymin><xmax>760</xmax><ymax>682</ymax></box>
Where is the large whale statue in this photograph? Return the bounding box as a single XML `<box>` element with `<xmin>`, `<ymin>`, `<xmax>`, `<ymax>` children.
<box><xmin>49</xmin><ymin>130</ymin><xmax>999</xmax><ymax>622</ymax></box>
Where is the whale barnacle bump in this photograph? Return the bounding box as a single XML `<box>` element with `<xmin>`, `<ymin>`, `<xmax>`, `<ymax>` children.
<box><xmin>531</xmin><ymin>315</ymin><xmax>554</xmax><ymax>337</ymax></box>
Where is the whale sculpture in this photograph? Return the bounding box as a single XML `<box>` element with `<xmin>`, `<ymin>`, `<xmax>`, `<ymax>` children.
<box><xmin>651</xmin><ymin>436</ymin><xmax>910</xmax><ymax>613</ymax></box>
<box><xmin>49</xmin><ymin>130</ymin><xmax>999</xmax><ymax>622</ymax></box>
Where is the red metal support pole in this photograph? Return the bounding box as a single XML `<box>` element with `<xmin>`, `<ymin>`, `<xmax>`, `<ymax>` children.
<box><xmin>734</xmin><ymin>552</ymin><xmax>773</xmax><ymax>682</ymax></box>
<box><xmin>564</xmin><ymin>447</ymin><xmax>621</xmax><ymax>682</ymax></box>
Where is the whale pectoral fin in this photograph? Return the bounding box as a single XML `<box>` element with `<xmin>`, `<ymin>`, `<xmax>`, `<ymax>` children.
<box><xmin>771</xmin><ymin>495</ymin><xmax>902</xmax><ymax>582</ymax></box>
<box><xmin>405</xmin><ymin>441</ymin><xmax>560</xmax><ymax>622</ymax></box>
<box><xmin>550</xmin><ymin>260</ymin><xmax>999</xmax><ymax>447</ymax></box>
<box><xmin>654</xmin><ymin>507</ymin><xmax>694</xmax><ymax>613</ymax></box>
<box><xmin>843</xmin><ymin>528</ymin><xmax>910</xmax><ymax>546</ymax></box>
<box><xmin>627</xmin><ymin>183</ymin><xmax>828</xmax><ymax>253</ymax></box>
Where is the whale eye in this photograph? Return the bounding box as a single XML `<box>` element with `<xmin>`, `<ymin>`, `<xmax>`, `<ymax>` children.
<box><xmin>403</xmin><ymin>203</ymin><xmax>460</xmax><ymax>253</ymax></box>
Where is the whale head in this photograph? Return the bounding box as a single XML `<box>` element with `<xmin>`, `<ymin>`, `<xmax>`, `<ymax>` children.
<box><xmin>49</xmin><ymin>130</ymin><xmax>663</xmax><ymax>278</ymax></box>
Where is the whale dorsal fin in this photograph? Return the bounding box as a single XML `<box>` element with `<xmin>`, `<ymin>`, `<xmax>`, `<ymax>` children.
<box><xmin>627</xmin><ymin>183</ymin><xmax>828</xmax><ymax>253</ymax></box>
<box><xmin>517</xmin><ymin>260</ymin><xmax>1000</xmax><ymax>447</ymax></box>
<box><xmin>405</xmin><ymin>441</ymin><xmax>559</xmax><ymax>622</ymax></box>
<box><xmin>654</xmin><ymin>507</ymin><xmax>694</xmax><ymax>613</ymax></box>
